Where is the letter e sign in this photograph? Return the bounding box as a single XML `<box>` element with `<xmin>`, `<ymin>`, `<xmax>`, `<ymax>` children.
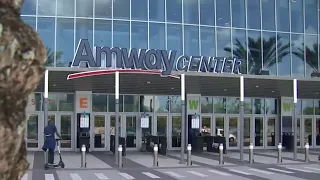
<box><xmin>79</xmin><ymin>97</ymin><xmax>88</xmax><ymax>108</ymax></box>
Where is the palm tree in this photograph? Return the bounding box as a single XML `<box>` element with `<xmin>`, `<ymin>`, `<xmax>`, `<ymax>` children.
<box><xmin>292</xmin><ymin>43</ymin><xmax>319</xmax><ymax>76</ymax></box>
<box><xmin>224</xmin><ymin>35</ymin><xmax>290</xmax><ymax>75</ymax></box>
<box><xmin>45</xmin><ymin>47</ymin><xmax>63</xmax><ymax>66</ymax></box>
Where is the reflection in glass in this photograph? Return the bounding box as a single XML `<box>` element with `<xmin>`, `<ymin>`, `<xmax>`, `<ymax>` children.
<box><xmin>213</xmin><ymin>97</ymin><xmax>226</xmax><ymax>114</ymax></box>
<box><xmin>244</xmin><ymin>117</ymin><xmax>250</xmax><ymax>146</ymax></box>
<box><xmin>253</xmin><ymin>99</ymin><xmax>265</xmax><ymax>114</ymax></box>
<box><xmin>231</xmin><ymin>0</ymin><xmax>245</xmax><ymax>28</ymax></box>
<box><xmin>201</xmin><ymin>97</ymin><xmax>213</xmax><ymax>113</ymax></box>
<box><xmin>57</xmin><ymin>0</ymin><xmax>74</xmax><ymax>16</ymax></box>
<box><xmin>48</xmin><ymin>94</ymin><xmax>58</xmax><ymax>111</ymax></box>
<box><xmin>76</xmin><ymin>19</ymin><xmax>93</xmax><ymax>54</ymax></box>
<box><xmin>149</xmin><ymin>0</ymin><xmax>165</xmax><ymax>21</ymax></box>
<box><xmin>155</xmin><ymin>96</ymin><xmax>169</xmax><ymax>113</ymax></box>
<box><xmin>303</xmin><ymin>35</ymin><xmax>318</xmax><ymax>77</ymax></box>
<box><xmin>200</xmin><ymin>0</ymin><xmax>215</xmax><ymax>25</ymax></box>
<box><xmin>202</xmin><ymin>117</ymin><xmax>211</xmax><ymax>135</ymax></box>
<box><xmin>215</xmin><ymin>117</ymin><xmax>225</xmax><ymax>137</ymax></box>
<box><xmin>262</xmin><ymin>0</ymin><xmax>275</xmax><ymax>30</ymax></box>
<box><xmin>94</xmin><ymin>115</ymin><xmax>105</xmax><ymax>148</ymax></box>
<box><xmin>38</xmin><ymin>0</ymin><xmax>56</xmax><ymax>16</ymax></box>
<box><xmin>172</xmin><ymin>116</ymin><xmax>181</xmax><ymax>147</ymax></box>
<box><xmin>184</xmin><ymin>25</ymin><xmax>199</xmax><ymax>56</ymax></box>
<box><xmin>244</xmin><ymin>98</ymin><xmax>252</xmax><ymax>114</ymax></box>
<box><xmin>166</xmin><ymin>0</ymin><xmax>182</xmax><ymax>23</ymax></box>
<box><xmin>167</xmin><ymin>24</ymin><xmax>183</xmax><ymax>57</ymax></box>
<box><xmin>157</xmin><ymin>116</ymin><xmax>167</xmax><ymax>136</ymax></box>
<box><xmin>315</xmin><ymin>100</ymin><xmax>320</xmax><ymax>115</ymax></box>
<box><xmin>94</xmin><ymin>0</ymin><xmax>111</xmax><ymax>18</ymax></box>
<box><xmin>297</xmin><ymin>118</ymin><xmax>301</xmax><ymax>146</ymax></box>
<box><xmin>92</xmin><ymin>94</ymin><xmax>107</xmax><ymax>112</ymax></box>
<box><xmin>247</xmin><ymin>0</ymin><xmax>261</xmax><ymax>29</ymax></box>
<box><xmin>254</xmin><ymin>117</ymin><xmax>263</xmax><ymax>147</ymax></box>
<box><xmin>108</xmin><ymin>95</ymin><xmax>123</xmax><ymax>112</ymax></box>
<box><xmin>56</xmin><ymin>18</ymin><xmax>74</xmax><ymax>67</ymax></box>
<box><xmin>277</xmin><ymin>33</ymin><xmax>291</xmax><ymax>76</ymax></box>
<box><xmin>296</xmin><ymin>100</ymin><xmax>302</xmax><ymax>115</ymax></box>
<box><xmin>60</xmin><ymin>115</ymin><xmax>71</xmax><ymax>148</ymax></box>
<box><xmin>131</xmin><ymin>22</ymin><xmax>148</xmax><ymax>49</ymax></box>
<box><xmin>200</xmin><ymin>27</ymin><xmax>215</xmax><ymax>57</ymax></box>
<box><xmin>216</xmin><ymin>28</ymin><xmax>231</xmax><ymax>57</ymax></box>
<box><xmin>228</xmin><ymin>29</ymin><xmax>247</xmax><ymax>74</ymax></box>
<box><xmin>183</xmin><ymin>0</ymin><xmax>198</xmax><ymax>24</ymax></box>
<box><xmin>76</xmin><ymin>0</ymin><xmax>93</xmax><ymax>17</ymax></box>
<box><xmin>229</xmin><ymin>117</ymin><xmax>238</xmax><ymax>147</ymax></box>
<box><xmin>265</xmin><ymin>99</ymin><xmax>277</xmax><ymax>114</ymax></box>
<box><xmin>262</xmin><ymin>32</ymin><xmax>277</xmax><ymax>75</ymax></box>
<box><xmin>37</xmin><ymin>18</ymin><xmax>55</xmax><ymax>67</ymax></box>
<box><xmin>302</xmin><ymin>100</ymin><xmax>314</xmax><ymax>115</ymax></box>
<box><xmin>290</xmin><ymin>0</ymin><xmax>303</xmax><ymax>33</ymax></box>
<box><xmin>131</xmin><ymin>0</ymin><xmax>147</xmax><ymax>20</ymax></box>
<box><xmin>170</xmin><ymin>96</ymin><xmax>181</xmax><ymax>113</ymax></box>
<box><xmin>291</xmin><ymin>34</ymin><xmax>304</xmax><ymax>77</ymax></box>
<box><xmin>124</xmin><ymin>95</ymin><xmax>139</xmax><ymax>112</ymax></box>
<box><xmin>316</xmin><ymin>118</ymin><xmax>320</xmax><ymax>146</ymax></box>
<box><xmin>149</xmin><ymin>23</ymin><xmax>165</xmax><ymax>50</ymax></box>
<box><xmin>304</xmin><ymin>118</ymin><xmax>312</xmax><ymax>145</ymax></box>
<box><xmin>27</xmin><ymin>115</ymin><xmax>38</xmax><ymax>148</ymax></box>
<box><xmin>267</xmin><ymin>117</ymin><xmax>275</xmax><ymax>146</ymax></box>
<box><xmin>305</xmin><ymin>0</ymin><xmax>318</xmax><ymax>34</ymax></box>
<box><xmin>226</xmin><ymin>98</ymin><xmax>239</xmax><ymax>114</ymax></box>
<box><xmin>276</xmin><ymin>0</ymin><xmax>289</xmax><ymax>32</ymax></box>
<box><xmin>126</xmin><ymin>116</ymin><xmax>137</xmax><ymax>148</ymax></box>
<box><xmin>247</xmin><ymin>30</ymin><xmax>262</xmax><ymax>74</ymax></box>
<box><xmin>94</xmin><ymin>20</ymin><xmax>112</xmax><ymax>67</ymax></box>
<box><xmin>140</xmin><ymin>96</ymin><xmax>153</xmax><ymax>112</ymax></box>
<box><xmin>110</xmin><ymin>116</ymin><xmax>121</xmax><ymax>137</ymax></box>
<box><xmin>142</xmin><ymin>116</ymin><xmax>152</xmax><ymax>137</ymax></box>
<box><xmin>58</xmin><ymin>94</ymin><xmax>74</xmax><ymax>111</ymax></box>
<box><xmin>113</xmin><ymin>0</ymin><xmax>130</xmax><ymax>19</ymax></box>
<box><xmin>216</xmin><ymin>0</ymin><xmax>230</xmax><ymax>26</ymax></box>
<box><xmin>113</xmin><ymin>21</ymin><xmax>130</xmax><ymax>48</ymax></box>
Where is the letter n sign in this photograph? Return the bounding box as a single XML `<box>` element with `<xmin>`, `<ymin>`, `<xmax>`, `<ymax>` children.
<box><xmin>187</xmin><ymin>96</ymin><xmax>200</xmax><ymax>114</ymax></box>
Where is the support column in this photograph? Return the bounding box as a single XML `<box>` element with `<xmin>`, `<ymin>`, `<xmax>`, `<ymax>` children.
<box><xmin>43</xmin><ymin>70</ymin><xmax>49</xmax><ymax>164</ymax></box>
<box><xmin>239</xmin><ymin>76</ymin><xmax>244</xmax><ymax>162</ymax></box>
<box><xmin>115</xmin><ymin>71</ymin><xmax>120</xmax><ymax>165</ymax></box>
<box><xmin>293</xmin><ymin>79</ymin><xmax>298</xmax><ymax>160</ymax></box>
<box><xmin>180</xmin><ymin>74</ymin><xmax>186</xmax><ymax>164</ymax></box>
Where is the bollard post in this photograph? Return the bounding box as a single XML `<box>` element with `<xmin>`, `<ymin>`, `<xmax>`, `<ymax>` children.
<box><xmin>249</xmin><ymin>143</ymin><xmax>254</xmax><ymax>164</ymax></box>
<box><xmin>118</xmin><ymin>145</ymin><xmax>123</xmax><ymax>167</ymax></box>
<box><xmin>187</xmin><ymin>144</ymin><xmax>192</xmax><ymax>166</ymax></box>
<box><xmin>81</xmin><ymin>145</ymin><xmax>86</xmax><ymax>168</ymax></box>
<box><xmin>305</xmin><ymin>143</ymin><xmax>309</xmax><ymax>162</ymax></box>
<box><xmin>219</xmin><ymin>144</ymin><xmax>224</xmax><ymax>165</ymax></box>
<box><xmin>277</xmin><ymin>143</ymin><xmax>282</xmax><ymax>163</ymax></box>
<box><xmin>153</xmin><ymin>144</ymin><xmax>158</xmax><ymax>167</ymax></box>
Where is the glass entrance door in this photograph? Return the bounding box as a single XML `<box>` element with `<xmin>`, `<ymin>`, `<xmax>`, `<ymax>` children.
<box><xmin>55</xmin><ymin>113</ymin><xmax>73</xmax><ymax>150</ymax></box>
<box><xmin>303</xmin><ymin>117</ymin><xmax>313</xmax><ymax>146</ymax></box>
<box><xmin>92</xmin><ymin>114</ymin><xmax>107</xmax><ymax>151</ymax></box>
<box><xmin>125</xmin><ymin>115</ymin><xmax>138</xmax><ymax>149</ymax></box>
<box><xmin>26</xmin><ymin>113</ymin><xmax>41</xmax><ymax>150</ymax></box>
<box><xmin>266</xmin><ymin>116</ymin><xmax>276</xmax><ymax>147</ymax></box>
<box><xmin>227</xmin><ymin>116</ymin><xmax>239</xmax><ymax>148</ymax></box>
<box><xmin>170</xmin><ymin>115</ymin><xmax>182</xmax><ymax>149</ymax></box>
<box><xmin>315</xmin><ymin>117</ymin><xmax>320</xmax><ymax>147</ymax></box>
<box><xmin>243</xmin><ymin>117</ymin><xmax>252</xmax><ymax>147</ymax></box>
<box><xmin>156</xmin><ymin>115</ymin><xmax>168</xmax><ymax>149</ymax></box>
<box><xmin>254</xmin><ymin>117</ymin><xmax>264</xmax><ymax>148</ymax></box>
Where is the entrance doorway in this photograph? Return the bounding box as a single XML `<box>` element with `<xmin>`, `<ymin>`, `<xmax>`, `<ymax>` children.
<box><xmin>26</xmin><ymin>113</ymin><xmax>42</xmax><ymax>150</ymax></box>
<box><xmin>214</xmin><ymin>115</ymin><xmax>240</xmax><ymax>149</ymax></box>
<box><xmin>301</xmin><ymin>116</ymin><xmax>320</xmax><ymax>148</ymax></box>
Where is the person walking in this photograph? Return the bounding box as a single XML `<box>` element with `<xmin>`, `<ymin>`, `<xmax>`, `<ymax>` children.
<box><xmin>42</xmin><ymin>120</ymin><xmax>62</xmax><ymax>164</ymax></box>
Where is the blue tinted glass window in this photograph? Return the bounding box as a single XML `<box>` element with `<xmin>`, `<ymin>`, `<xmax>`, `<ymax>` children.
<box><xmin>113</xmin><ymin>0</ymin><xmax>130</xmax><ymax>20</ymax></box>
<box><xmin>231</xmin><ymin>0</ymin><xmax>245</xmax><ymax>28</ymax></box>
<box><xmin>149</xmin><ymin>0</ymin><xmax>165</xmax><ymax>21</ymax></box>
<box><xmin>183</xmin><ymin>0</ymin><xmax>199</xmax><ymax>24</ymax></box>
<box><xmin>149</xmin><ymin>23</ymin><xmax>165</xmax><ymax>50</ymax></box>
<box><xmin>291</xmin><ymin>34</ymin><xmax>304</xmax><ymax>77</ymax></box>
<box><xmin>21</xmin><ymin>0</ymin><xmax>36</xmax><ymax>15</ymax></box>
<box><xmin>76</xmin><ymin>0</ymin><xmax>93</xmax><ymax>17</ymax></box>
<box><xmin>277</xmin><ymin>33</ymin><xmax>291</xmax><ymax>76</ymax></box>
<box><xmin>184</xmin><ymin>25</ymin><xmax>199</xmax><ymax>56</ymax></box>
<box><xmin>113</xmin><ymin>21</ymin><xmax>130</xmax><ymax>48</ymax></box>
<box><xmin>21</xmin><ymin>17</ymin><xmax>36</xmax><ymax>30</ymax></box>
<box><xmin>290</xmin><ymin>0</ymin><xmax>303</xmax><ymax>33</ymax></box>
<box><xmin>38</xmin><ymin>0</ymin><xmax>56</xmax><ymax>16</ymax></box>
<box><xmin>305</xmin><ymin>0</ymin><xmax>318</xmax><ymax>34</ymax></box>
<box><xmin>305</xmin><ymin>35</ymin><xmax>318</xmax><ymax>77</ymax></box>
<box><xmin>247</xmin><ymin>0</ymin><xmax>261</xmax><ymax>30</ymax></box>
<box><xmin>247</xmin><ymin>30</ymin><xmax>262</xmax><ymax>74</ymax></box>
<box><xmin>75</xmin><ymin>19</ymin><xmax>93</xmax><ymax>52</ymax></box>
<box><xmin>131</xmin><ymin>22</ymin><xmax>148</xmax><ymax>49</ymax></box>
<box><xmin>167</xmin><ymin>0</ymin><xmax>182</xmax><ymax>23</ymax></box>
<box><xmin>262</xmin><ymin>32</ymin><xmax>277</xmax><ymax>75</ymax></box>
<box><xmin>216</xmin><ymin>28</ymin><xmax>231</xmax><ymax>57</ymax></box>
<box><xmin>276</xmin><ymin>0</ymin><xmax>289</xmax><ymax>32</ymax></box>
<box><xmin>200</xmin><ymin>0</ymin><xmax>215</xmax><ymax>25</ymax></box>
<box><xmin>37</xmin><ymin>18</ymin><xmax>55</xmax><ymax>67</ymax></box>
<box><xmin>94</xmin><ymin>20</ymin><xmax>112</xmax><ymax>67</ymax></box>
<box><xmin>167</xmin><ymin>24</ymin><xmax>183</xmax><ymax>57</ymax></box>
<box><xmin>95</xmin><ymin>0</ymin><xmax>112</xmax><ymax>18</ymax></box>
<box><xmin>57</xmin><ymin>0</ymin><xmax>74</xmax><ymax>17</ymax></box>
<box><xmin>56</xmin><ymin>18</ymin><xmax>75</xmax><ymax>67</ymax></box>
<box><xmin>262</xmin><ymin>0</ymin><xmax>275</xmax><ymax>30</ymax></box>
<box><xmin>131</xmin><ymin>0</ymin><xmax>148</xmax><ymax>20</ymax></box>
<box><xmin>216</xmin><ymin>0</ymin><xmax>230</xmax><ymax>27</ymax></box>
<box><xmin>200</xmin><ymin>27</ymin><xmax>215</xmax><ymax>57</ymax></box>
<box><xmin>232</xmin><ymin>29</ymin><xmax>247</xmax><ymax>74</ymax></box>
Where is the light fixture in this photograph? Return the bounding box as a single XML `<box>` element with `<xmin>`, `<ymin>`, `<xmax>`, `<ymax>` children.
<box><xmin>256</xmin><ymin>85</ymin><xmax>259</xmax><ymax>88</ymax></box>
<box><xmin>147</xmin><ymin>81</ymin><xmax>150</xmax><ymax>84</ymax></box>
<box><xmin>271</xmin><ymin>90</ymin><xmax>274</xmax><ymax>93</ymax></box>
<box><xmin>224</xmin><ymin>89</ymin><xmax>227</xmax><ymax>91</ymax></box>
<box><xmin>52</xmin><ymin>84</ymin><xmax>56</xmax><ymax>87</ymax></box>
<box><xmin>171</xmin><ymin>87</ymin><xmax>174</xmax><ymax>90</ymax></box>
<box><xmin>316</xmin><ymin>92</ymin><xmax>319</xmax><ymax>95</ymax></box>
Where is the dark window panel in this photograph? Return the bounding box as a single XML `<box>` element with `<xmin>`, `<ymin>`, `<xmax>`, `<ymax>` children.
<box><xmin>37</xmin><ymin>18</ymin><xmax>55</xmax><ymax>67</ymax></box>
<box><xmin>231</xmin><ymin>0</ymin><xmax>246</xmax><ymax>28</ymax></box>
<box><xmin>56</xmin><ymin>18</ymin><xmax>75</xmax><ymax>67</ymax></box>
<box><xmin>247</xmin><ymin>0</ymin><xmax>261</xmax><ymax>30</ymax></box>
<box><xmin>21</xmin><ymin>0</ymin><xmax>37</xmax><ymax>15</ymax></box>
<box><xmin>262</xmin><ymin>0</ymin><xmax>275</xmax><ymax>30</ymax></box>
<box><xmin>57</xmin><ymin>0</ymin><xmax>75</xmax><ymax>17</ymax></box>
<box><xmin>277</xmin><ymin>33</ymin><xmax>291</xmax><ymax>76</ymax></box>
<box><xmin>216</xmin><ymin>0</ymin><xmax>230</xmax><ymax>27</ymax></box>
<box><xmin>95</xmin><ymin>0</ymin><xmax>112</xmax><ymax>18</ymax></box>
<box><xmin>131</xmin><ymin>0</ymin><xmax>148</xmax><ymax>21</ymax></box>
<box><xmin>131</xmin><ymin>22</ymin><xmax>148</xmax><ymax>49</ymax></box>
<box><xmin>38</xmin><ymin>0</ymin><xmax>56</xmax><ymax>16</ymax></box>
<box><xmin>76</xmin><ymin>0</ymin><xmax>93</xmax><ymax>17</ymax></box>
<box><xmin>200</xmin><ymin>0</ymin><xmax>215</xmax><ymax>26</ymax></box>
<box><xmin>149</xmin><ymin>0</ymin><xmax>165</xmax><ymax>22</ymax></box>
<box><xmin>183</xmin><ymin>0</ymin><xmax>199</xmax><ymax>24</ymax></box>
<box><xmin>166</xmin><ymin>0</ymin><xmax>182</xmax><ymax>23</ymax></box>
<box><xmin>113</xmin><ymin>0</ymin><xmax>130</xmax><ymax>20</ymax></box>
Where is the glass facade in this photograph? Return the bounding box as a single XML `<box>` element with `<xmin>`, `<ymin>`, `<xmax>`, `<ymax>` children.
<box><xmin>21</xmin><ymin>0</ymin><xmax>319</xmax><ymax>77</ymax></box>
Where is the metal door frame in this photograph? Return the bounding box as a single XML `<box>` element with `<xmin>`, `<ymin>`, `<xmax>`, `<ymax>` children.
<box><xmin>26</xmin><ymin>112</ymin><xmax>42</xmax><ymax>151</ymax></box>
<box><xmin>301</xmin><ymin>116</ymin><xmax>314</xmax><ymax>148</ymax></box>
<box><xmin>122</xmin><ymin>113</ymin><xmax>139</xmax><ymax>151</ymax></box>
<box><xmin>265</xmin><ymin>115</ymin><xmax>278</xmax><ymax>149</ymax></box>
<box><xmin>243</xmin><ymin>115</ymin><xmax>253</xmax><ymax>149</ymax></box>
<box><xmin>169</xmin><ymin>113</ymin><xmax>182</xmax><ymax>150</ymax></box>
<box><xmin>55</xmin><ymin>112</ymin><xmax>74</xmax><ymax>151</ymax></box>
<box><xmin>91</xmin><ymin>113</ymin><xmax>108</xmax><ymax>151</ymax></box>
<box><xmin>314</xmin><ymin>116</ymin><xmax>320</xmax><ymax>148</ymax></box>
<box><xmin>226</xmin><ymin>115</ymin><xmax>240</xmax><ymax>149</ymax></box>
<box><xmin>252</xmin><ymin>115</ymin><xmax>265</xmax><ymax>149</ymax></box>
<box><xmin>213</xmin><ymin>114</ymin><xmax>227</xmax><ymax>145</ymax></box>
<box><xmin>155</xmin><ymin>114</ymin><xmax>169</xmax><ymax>149</ymax></box>
<box><xmin>200</xmin><ymin>114</ymin><xmax>214</xmax><ymax>136</ymax></box>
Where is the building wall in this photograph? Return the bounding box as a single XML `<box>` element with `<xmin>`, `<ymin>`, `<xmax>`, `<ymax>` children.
<box><xmin>21</xmin><ymin>0</ymin><xmax>319</xmax><ymax>77</ymax></box>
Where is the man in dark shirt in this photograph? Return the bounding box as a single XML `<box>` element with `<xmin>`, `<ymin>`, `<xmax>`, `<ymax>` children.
<box><xmin>42</xmin><ymin>120</ymin><xmax>62</xmax><ymax>164</ymax></box>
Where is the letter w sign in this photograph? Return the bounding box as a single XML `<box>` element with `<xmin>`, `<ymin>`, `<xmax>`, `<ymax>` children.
<box><xmin>189</xmin><ymin>100</ymin><xmax>199</xmax><ymax>110</ymax></box>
